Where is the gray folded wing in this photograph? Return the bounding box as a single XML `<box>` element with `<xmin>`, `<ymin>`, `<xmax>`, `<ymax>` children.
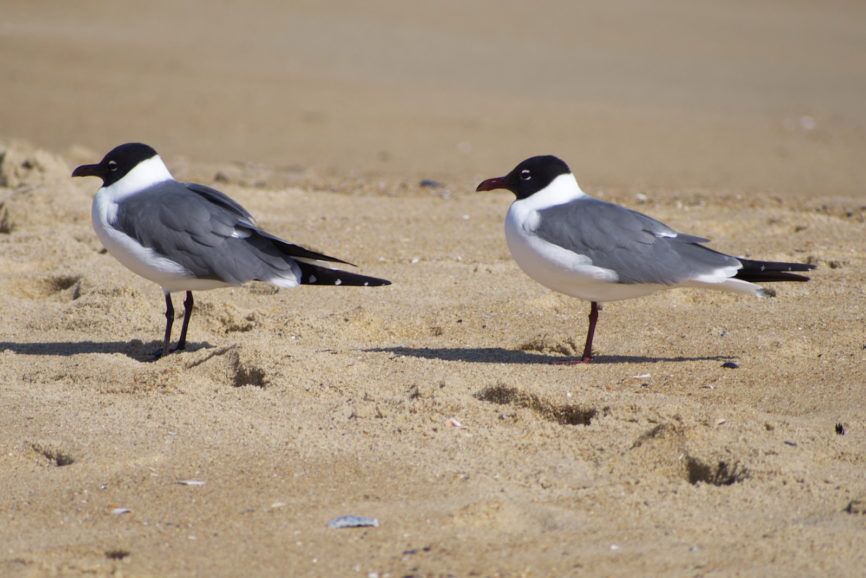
<box><xmin>185</xmin><ymin>182</ymin><xmax>257</xmax><ymax>222</ymax></box>
<box><xmin>187</xmin><ymin>182</ymin><xmax>352</xmax><ymax>265</ymax></box>
<box><xmin>533</xmin><ymin>197</ymin><xmax>740</xmax><ymax>284</ymax></box>
<box><xmin>112</xmin><ymin>181</ymin><xmax>300</xmax><ymax>284</ymax></box>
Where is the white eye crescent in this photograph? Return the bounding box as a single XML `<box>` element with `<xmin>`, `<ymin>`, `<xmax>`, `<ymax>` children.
<box><xmin>520</xmin><ymin>169</ymin><xmax>531</xmax><ymax>180</ymax></box>
<box><xmin>108</xmin><ymin>160</ymin><xmax>118</xmax><ymax>171</ymax></box>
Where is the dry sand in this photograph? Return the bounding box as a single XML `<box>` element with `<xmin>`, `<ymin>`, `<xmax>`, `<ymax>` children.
<box><xmin>1</xmin><ymin>1</ymin><xmax>865</xmax><ymax>577</ymax></box>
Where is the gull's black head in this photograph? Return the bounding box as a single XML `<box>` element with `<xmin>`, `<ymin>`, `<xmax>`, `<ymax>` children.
<box><xmin>72</xmin><ymin>142</ymin><xmax>158</xmax><ymax>186</ymax></box>
<box><xmin>476</xmin><ymin>155</ymin><xmax>572</xmax><ymax>199</ymax></box>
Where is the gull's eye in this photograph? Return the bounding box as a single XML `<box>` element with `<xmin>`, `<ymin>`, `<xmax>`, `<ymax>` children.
<box><xmin>108</xmin><ymin>160</ymin><xmax>118</xmax><ymax>172</ymax></box>
<box><xmin>520</xmin><ymin>169</ymin><xmax>531</xmax><ymax>180</ymax></box>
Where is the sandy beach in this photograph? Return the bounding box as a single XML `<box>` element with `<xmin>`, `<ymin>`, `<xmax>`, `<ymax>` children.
<box><xmin>1</xmin><ymin>1</ymin><xmax>865</xmax><ymax>576</ymax></box>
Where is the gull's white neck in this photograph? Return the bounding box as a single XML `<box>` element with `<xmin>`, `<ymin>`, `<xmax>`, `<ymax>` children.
<box><xmin>514</xmin><ymin>173</ymin><xmax>586</xmax><ymax>211</ymax></box>
<box><xmin>101</xmin><ymin>155</ymin><xmax>173</xmax><ymax>200</ymax></box>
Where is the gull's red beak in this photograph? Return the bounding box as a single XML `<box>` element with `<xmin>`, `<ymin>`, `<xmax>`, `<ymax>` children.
<box><xmin>476</xmin><ymin>176</ymin><xmax>508</xmax><ymax>192</ymax></box>
<box><xmin>72</xmin><ymin>163</ymin><xmax>103</xmax><ymax>178</ymax></box>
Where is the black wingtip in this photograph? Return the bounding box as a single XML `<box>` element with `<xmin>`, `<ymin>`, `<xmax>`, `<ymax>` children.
<box><xmin>249</xmin><ymin>228</ymin><xmax>355</xmax><ymax>266</ymax></box>
<box><xmin>296</xmin><ymin>261</ymin><xmax>390</xmax><ymax>287</ymax></box>
<box><xmin>737</xmin><ymin>271</ymin><xmax>812</xmax><ymax>283</ymax></box>
<box><xmin>735</xmin><ymin>258</ymin><xmax>816</xmax><ymax>283</ymax></box>
<box><xmin>285</xmin><ymin>244</ymin><xmax>355</xmax><ymax>266</ymax></box>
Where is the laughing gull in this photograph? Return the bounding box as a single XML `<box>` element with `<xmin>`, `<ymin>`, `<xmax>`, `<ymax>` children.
<box><xmin>72</xmin><ymin>143</ymin><xmax>390</xmax><ymax>358</ymax></box>
<box><xmin>477</xmin><ymin>155</ymin><xmax>815</xmax><ymax>364</ymax></box>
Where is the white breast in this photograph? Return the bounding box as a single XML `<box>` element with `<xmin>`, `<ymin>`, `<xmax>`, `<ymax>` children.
<box><xmin>503</xmin><ymin>176</ymin><xmax>664</xmax><ymax>303</ymax></box>
<box><xmin>92</xmin><ymin>191</ymin><xmax>217</xmax><ymax>292</ymax></box>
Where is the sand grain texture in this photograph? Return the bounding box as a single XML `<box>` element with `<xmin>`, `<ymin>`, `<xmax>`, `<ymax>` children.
<box><xmin>1</xmin><ymin>1</ymin><xmax>866</xmax><ymax>576</ymax></box>
<box><xmin>1</xmin><ymin>139</ymin><xmax>864</xmax><ymax>577</ymax></box>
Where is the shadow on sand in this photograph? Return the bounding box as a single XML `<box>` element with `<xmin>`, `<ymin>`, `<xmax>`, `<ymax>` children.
<box><xmin>0</xmin><ymin>340</ymin><xmax>214</xmax><ymax>363</ymax></box>
<box><xmin>366</xmin><ymin>346</ymin><xmax>733</xmax><ymax>365</ymax></box>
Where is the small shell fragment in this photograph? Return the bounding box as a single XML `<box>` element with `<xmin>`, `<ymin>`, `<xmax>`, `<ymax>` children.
<box><xmin>111</xmin><ymin>508</ymin><xmax>131</xmax><ymax>516</ymax></box>
<box><xmin>177</xmin><ymin>479</ymin><xmax>205</xmax><ymax>486</ymax></box>
<box><xmin>445</xmin><ymin>418</ymin><xmax>462</xmax><ymax>428</ymax></box>
<box><xmin>327</xmin><ymin>515</ymin><xmax>379</xmax><ymax>529</ymax></box>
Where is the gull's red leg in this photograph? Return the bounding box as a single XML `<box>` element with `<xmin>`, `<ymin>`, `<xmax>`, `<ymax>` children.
<box><xmin>176</xmin><ymin>291</ymin><xmax>194</xmax><ymax>351</ymax></box>
<box><xmin>160</xmin><ymin>292</ymin><xmax>174</xmax><ymax>358</ymax></box>
<box><xmin>580</xmin><ymin>301</ymin><xmax>599</xmax><ymax>363</ymax></box>
<box><xmin>555</xmin><ymin>301</ymin><xmax>599</xmax><ymax>365</ymax></box>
